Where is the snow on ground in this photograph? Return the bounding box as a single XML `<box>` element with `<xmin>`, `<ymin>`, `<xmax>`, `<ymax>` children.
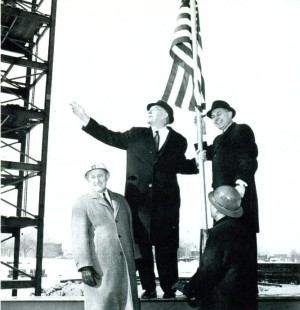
<box><xmin>259</xmin><ymin>284</ymin><xmax>300</xmax><ymax>296</ymax></box>
<box><xmin>1</xmin><ymin>257</ymin><xmax>300</xmax><ymax>298</ymax></box>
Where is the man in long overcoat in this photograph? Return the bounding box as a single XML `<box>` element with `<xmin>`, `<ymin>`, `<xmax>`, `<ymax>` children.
<box><xmin>72</xmin><ymin>162</ymin><xmax>140</xmax><ymax>310</ymax></box>
<box><xmin>200</xmin><ymin>100</ymin><xmax>259</xmax><ymax>306</ymax></box>
<box><xmin>71</xmin><ymin>100</ymin><xmax>198</xmax><ymax>298</ymax></box>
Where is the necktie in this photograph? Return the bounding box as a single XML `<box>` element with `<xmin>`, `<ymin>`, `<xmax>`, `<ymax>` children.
<box><xmin>154</xmin><ymin>130</ymin><xmax>160</xmax><ymax>151</ymax></box>
<box><xmin>103</xmin><ymin>193</ymin><xmax>113</xmax><ymax>210</ymax></box>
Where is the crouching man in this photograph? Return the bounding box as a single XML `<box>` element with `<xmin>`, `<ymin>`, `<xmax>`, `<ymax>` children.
<box><xmin>173</xmin><ymin>186</ymin><xmax>258</xmax><ymax>310</ymax></box>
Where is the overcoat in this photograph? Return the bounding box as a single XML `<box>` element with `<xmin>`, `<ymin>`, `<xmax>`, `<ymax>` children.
<box><xmin>205</xmin><ymin>122</ymin><xmax>259</xmax><ymax>233</ymax></box>
<box><xmin>72</xmin><ymin>189</ymin><xmax>140</xmax><ymax>310</ymax></box>
<box><xmin>185</xmin><ymin>217</ymin><xmax>256</xmax><ymax>310</ymax></box>
<box><xmin>83</xmin><ymin>119</ymin><xmax>198</xmax><ymax>247</ymax></box>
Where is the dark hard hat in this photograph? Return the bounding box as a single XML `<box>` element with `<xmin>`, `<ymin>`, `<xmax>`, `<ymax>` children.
<box><xmin>208</xmin><ymin>185</ymin><xmax>243</xmax><ymax>218</ymax></box>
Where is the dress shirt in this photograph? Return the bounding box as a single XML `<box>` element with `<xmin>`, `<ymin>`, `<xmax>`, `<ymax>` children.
<box><xmin>152</xmin><ymin>126</ymin><xmax>169</xmax><ymax>150</ymax></box>
<box><xmin>99</xmin><ymin>191</ymin><xmax>113</xmax><ymax>208</ymax></box>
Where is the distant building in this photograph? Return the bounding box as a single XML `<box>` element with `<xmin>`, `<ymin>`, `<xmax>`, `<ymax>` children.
<box><xmin>270</xmin><ymin>254</ymin><xmax>288</xmax><ymax>262</ymax></box>
<box><xmin>43</xmin><ymin>243</ymin><xmax>63</xmax><ymax>258</ymax></box>
<box><xmin>290</xmin><ymin>251</ymin><xmax>300</xmax><ymax>263</ymax></box>
<box><xmin>190</xmin><ymin>249</ymin><xmax>199</xmax><ymax>258</ymax></box>
<box><xmin>258</xmin><ymin>254</ymin><xmax>268</xmax><ymax>262</ymax></box>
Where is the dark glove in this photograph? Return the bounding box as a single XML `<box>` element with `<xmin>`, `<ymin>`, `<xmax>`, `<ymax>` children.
<box><xmin>173</xmin><ymin>281</ymin><xmax>198</xmax><ymax>308</ymax></box>
<box><xmin>187</xmin><ymin>299</ymin><xmax>198</xmax><ymax>308</ymax></box>
<box><xmin>80</xmin><ymin>266</ymin><xmax>100</xmax><ymax>287</ymax></box>
<box><xmin>172</xmin><ymin>280</ymin><xmax>188</xmax><ymax>294</ymax></box>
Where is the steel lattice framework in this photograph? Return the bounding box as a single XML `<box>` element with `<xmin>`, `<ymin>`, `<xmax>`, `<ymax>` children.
<box><xmin>1</xmin><ymin>0</ymin><xmax>57</xmax><ymax>296</ymax></box>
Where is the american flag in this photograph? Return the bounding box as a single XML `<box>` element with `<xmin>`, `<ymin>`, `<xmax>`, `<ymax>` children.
<box><xmin>162</xmin><ymin>0</ymin><xmax>205</xmax><ymax>111</ymax></box>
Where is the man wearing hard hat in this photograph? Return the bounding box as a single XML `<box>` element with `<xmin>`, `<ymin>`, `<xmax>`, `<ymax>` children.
<box><xmin>173</xmin><ymin>186</ymin><xmax>256</xmax><ymax>310</ymax></box>
<box><xmin>70</xmin><ymin>100</ymin><xmax>198</xmax><ymax>299</ymax></box>
<box><xmin>71</xmin><ymin>162</ymin><xmax>140</xmax><ymax>310</ymax></box>
<box><xmin>199</xmin><ymin>100</ymin><xmax>259</xmax><ymax>308</ymax></box>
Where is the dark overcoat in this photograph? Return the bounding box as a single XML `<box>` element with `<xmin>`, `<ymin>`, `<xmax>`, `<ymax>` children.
<box><xmin>83</xmin><ymin>118</ymin><xmax>198</xmax><ymax>247</ymax></box>
<box><xmin>185</xmin><ymin>217</ymin><xmax>257</xmax><ymax>310</ymax></box>
<box><xmin>205</xmin><ymin>122</ymin><xmax>259</xmax><ymax>232</ymax></box>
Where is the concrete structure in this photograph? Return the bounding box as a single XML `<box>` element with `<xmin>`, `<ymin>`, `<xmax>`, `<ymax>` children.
<box><xmin>1</xmin><ymin>296</ymin><xmax>300</xmax><ymax>310</ymax></box>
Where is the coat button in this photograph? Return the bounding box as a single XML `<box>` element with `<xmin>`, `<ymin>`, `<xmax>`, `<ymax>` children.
<box><xmin>120</xmin><ymin>252</ymin><xmax>123</xmax><ymax>255</ymax></box>
<box><xmin>149</xmin><ymin>184</ymin><xmax>152</xmax><ymax>188</ymax></box>
<box><xmin>118</xmin><ymin>235</ymin><xmax>121</xmax><ymax>238</ymax></box>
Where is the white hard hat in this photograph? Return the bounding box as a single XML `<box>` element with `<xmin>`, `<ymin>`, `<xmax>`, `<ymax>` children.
<box><xmin>84</xmin><ymin>162</ymin><xmax>109</xmax><ymax>177</ymax></box>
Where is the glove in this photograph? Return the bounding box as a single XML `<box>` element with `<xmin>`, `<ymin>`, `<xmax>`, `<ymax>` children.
<box><xmin>173</xmin><ymin>281</ymin><xmax>198</xmax><ymax>308</ymax></box>
<box><xmin>172</xmin><ymin>280</ymin><xmax>188</xmax><ymax>294</ymax></box>
<box><xmin>235</xmin><ymin>185</ymin><xmax>246</xmax><ymax>198</ymax></box>
<box><xmin>80</xmin><ymin>266</ymin><xmax>100</xmax><ymax>287</ymax></box>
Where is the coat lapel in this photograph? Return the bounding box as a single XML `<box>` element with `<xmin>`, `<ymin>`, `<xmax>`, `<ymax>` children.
<box><xmin>108</xmin><ymin>190</ymin><xmax>120</xmax><ymax>216</ymax></box>
<box><xmin>222</xmin><ymin>122</ymin><xmax>236</xmax><ymax>139</ymax></box>
<box><xmin>140</xmin><ymin>127</ymin><xmax>157</xmax><ymax>163</ymax></box>
<box><xmin>90</xmin><ymin>190</ymin><xmax>114</xmax><ymax>214</ymax></box>
<box><xmin>147</xmin><ymin>127</ymin><xmax>157</xmax><ymax>151</ymax></box>
<box><xmin>154</xmin><ymin>127</ymin><xmax>172</xmax><ymax>162</ymax></box>
<box><xmin>214</xmin><ymin>122</ymin><xmax>236</xmax><ymax>155</ymax></box>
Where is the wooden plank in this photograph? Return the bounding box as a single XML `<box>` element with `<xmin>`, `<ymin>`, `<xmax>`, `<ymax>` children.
<box><xmin>1</xmin><ymin>279</ymin><xmax>35</xmax><ymax>289</ymax></box>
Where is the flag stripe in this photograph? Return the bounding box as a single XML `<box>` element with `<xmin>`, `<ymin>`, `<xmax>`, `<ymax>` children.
<box><xmin>162</xmin><ymin>0</ymin><xmax>205</xmax><ymax>111</ymax></box>
<box><xmin>175</xmin><ymin>70</ymin><xmax>190</xmax><ymax>108</ymax></box>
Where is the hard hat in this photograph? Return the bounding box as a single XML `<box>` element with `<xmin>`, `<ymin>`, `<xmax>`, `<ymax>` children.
<box><xmin>84</xmin><ymin>162</ymin><xmax>109</xmax><ymax>178</ymax></box>
<box><xmin>208</xmin><ymin>185</ymin><xmax>243</xmax><ymax>218</ymax></box>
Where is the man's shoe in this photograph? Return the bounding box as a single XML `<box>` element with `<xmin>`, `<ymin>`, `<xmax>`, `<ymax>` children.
<box><xmin>141</xmin><ymin>290</ymin><xmax>157</xmax><ymax>299</ymax></box>
<box><xmin>163</xmin><ymin>291</ymin><xmax>176</xmax><ymax>299</ymax></box>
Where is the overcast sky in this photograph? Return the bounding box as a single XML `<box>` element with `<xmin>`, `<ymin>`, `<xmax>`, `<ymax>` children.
<box><xmin>38</xmin><ymin>0</ymin><xmax>300</xmax><ymax>255</ymax></box>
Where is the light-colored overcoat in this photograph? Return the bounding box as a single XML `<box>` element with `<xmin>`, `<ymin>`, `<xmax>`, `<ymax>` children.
<box><xmin>72</xmin><ymin>189</ymin><xmax>140</xmax><ymax>310</ymax></box>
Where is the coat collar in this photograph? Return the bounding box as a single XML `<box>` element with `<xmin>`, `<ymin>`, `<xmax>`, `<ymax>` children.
<box><xmin>144</xmin><ymin>126</ymin><xmax>174</xmax><ymax>162</ymax></box>
<box><xmin>148</xmin><ymin>125</ymin><xmax>173</xmax><ymax>146</ymax></box>
<box><xmin>89</xmin><ymin>189</ymin><xmax>120</xmax><ymax>215</ymax></box>
<box><xmin>221</xmin><ymin>122</ymin><xmax>236</xmax><ymax>137</ymax></box>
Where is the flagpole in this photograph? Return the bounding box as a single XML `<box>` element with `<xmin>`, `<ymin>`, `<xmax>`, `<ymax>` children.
<box><xmin>190</xmin><ymin>0</ymin><xmax>208</xmax><ymax>264</ymax></box>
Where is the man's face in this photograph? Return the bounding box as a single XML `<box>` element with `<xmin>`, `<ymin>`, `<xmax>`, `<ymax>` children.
<box><xmin>210</xmin><ymin>203</ymin><xmax>218</xmax><ymax>220</ymax></box>
<box><xmin>86</xmin><ymin>169</ymin><xmax>109</xmax><ymax>193</ymax></box>
<box><xmin>211</xmin><ymin>108</ymin><xmax>233</xmax><ymax>131</ymax></box>
<box><xmin>147</xmin><ymin>105</ymin><xmax>168</xmax><ymax>126</ymax></box>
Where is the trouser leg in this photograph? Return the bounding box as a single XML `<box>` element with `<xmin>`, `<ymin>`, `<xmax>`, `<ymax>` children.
<box><xmin>249</xmin><ymin>234</ymin><xmax>258</xmax><ymax>309</ymax></box>
<box><xmin>155</xmin><ymin>245</ymin><xmax>178</xmax><ymax>293</ymax></box>
<box><xmin>136</xmin><ymin>243</ymin><xmax>156</xmax><ymax>291</ymax></box>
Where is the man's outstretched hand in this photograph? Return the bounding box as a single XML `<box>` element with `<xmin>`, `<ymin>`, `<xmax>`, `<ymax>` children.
<box><xmin>70</xmin><ymin>102</ymin><xmax>90</xmax><ymax>126</ymax></box>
